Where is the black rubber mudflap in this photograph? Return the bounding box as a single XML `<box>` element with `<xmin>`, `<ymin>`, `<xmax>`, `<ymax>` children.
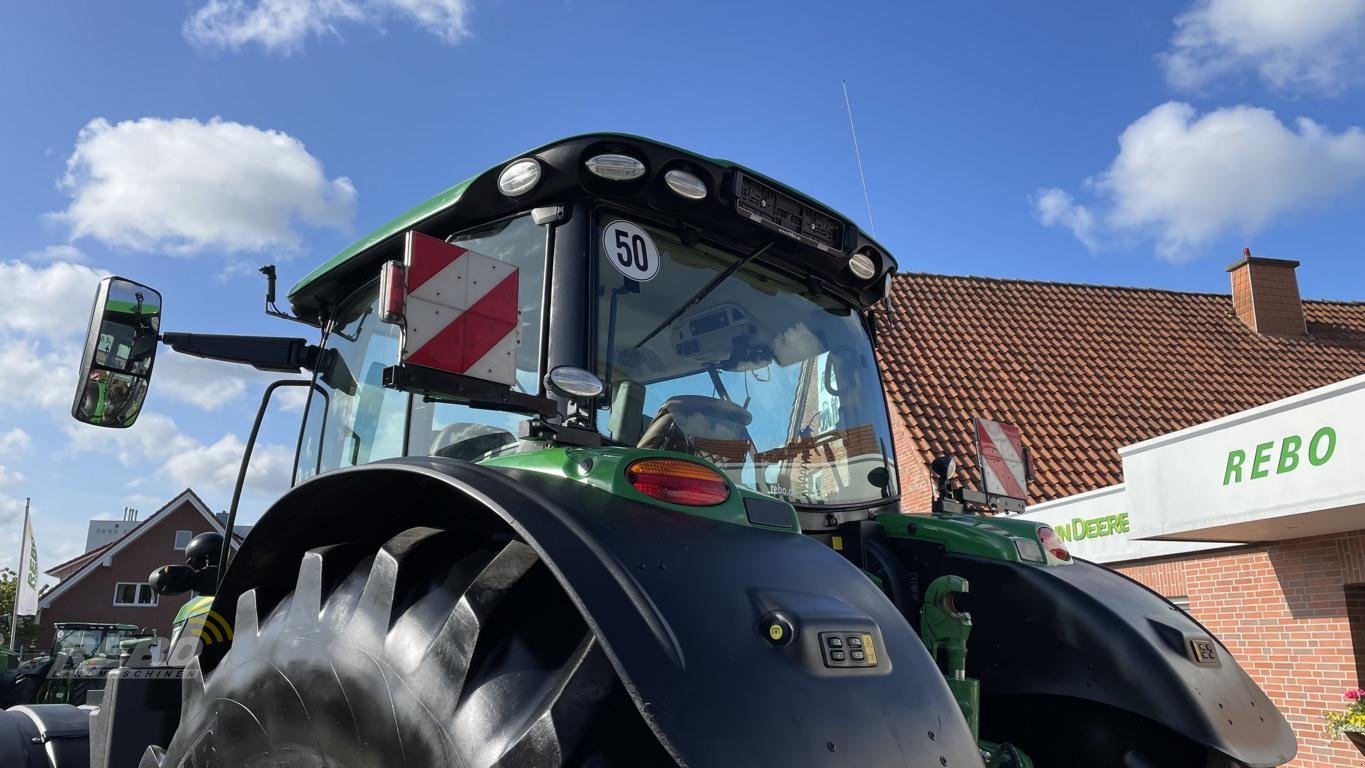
<box><xmin>156</xmin><ymin>527</ymin><xmax>673</xmax><ymax>767</ymax></box>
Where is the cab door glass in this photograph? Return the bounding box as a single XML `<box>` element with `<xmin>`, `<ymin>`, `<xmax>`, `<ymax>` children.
<box><xmin>296</xmin><ymin>285</ymin><xmax>409</xmax><ymax>481</ymax></box>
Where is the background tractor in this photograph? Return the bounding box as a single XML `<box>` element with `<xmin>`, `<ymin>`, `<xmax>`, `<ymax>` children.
<box><xmin>0</xmin><ymin>133</ymin><xmax>1296</xmax><ymax>768</ymax></box>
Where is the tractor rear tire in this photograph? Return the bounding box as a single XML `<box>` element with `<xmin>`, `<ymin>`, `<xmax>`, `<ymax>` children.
<box><xmin>145</xmin><ymin>526</ymin><xmax>674</xmax><ymax>768</ymax></box>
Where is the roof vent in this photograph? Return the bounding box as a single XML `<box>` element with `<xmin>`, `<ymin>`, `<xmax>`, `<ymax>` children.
<box><xmin>1226</xmin><ymin>248</ymin><xmax>1306</xmax><ymax>337</ymax></box>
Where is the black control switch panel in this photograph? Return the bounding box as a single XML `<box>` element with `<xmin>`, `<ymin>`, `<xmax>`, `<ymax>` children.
<box><xmin>819</xmin><ymin>631</ymin><xmax>878</xmax><ymax>668</ymax></box>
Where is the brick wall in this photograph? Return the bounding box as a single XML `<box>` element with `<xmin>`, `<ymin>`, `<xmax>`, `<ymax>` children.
<box><xmin>888</xmin><ymin>401</ymin><xmax>934</xmax><ymax>514</ymax></box>
<box><xmin>1117</xmin><ymin>530</ymin><xmax>1365</xmax><ymax>767</ymax></box>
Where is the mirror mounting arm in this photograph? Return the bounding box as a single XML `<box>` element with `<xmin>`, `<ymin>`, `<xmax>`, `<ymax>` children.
<box><xmin>259</xmin><ymin>265</ymin><xmax>317</xmax><ymax>327</ymax></box>
<box><xmin>161</xmin><ymin>332</ymin><xmax>323</xmax><ymax>373</ymax></box>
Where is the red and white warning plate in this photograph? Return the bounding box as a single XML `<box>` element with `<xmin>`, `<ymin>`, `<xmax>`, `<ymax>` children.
<box><xmin>393</xmin><ymin>231</ymin><xmax>520</xmax><ymax>386</ymax></box>
<box><xmin>974</xmin><ymin>417</ymin><xmax>1028</xmax><ymax>500</ymax></box>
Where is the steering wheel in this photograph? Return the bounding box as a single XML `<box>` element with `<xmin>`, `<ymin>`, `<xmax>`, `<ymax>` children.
<box><xmin>660</xmin><ymin>395</ymin><xmax>754</xmax><ymax>426</ymax></box>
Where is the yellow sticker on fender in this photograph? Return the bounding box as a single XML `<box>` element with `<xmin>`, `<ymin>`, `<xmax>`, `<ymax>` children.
<box><xmin>861</xmin><ymin>634</ymin><xmax>878</xmax><ymax>665</ymax></box>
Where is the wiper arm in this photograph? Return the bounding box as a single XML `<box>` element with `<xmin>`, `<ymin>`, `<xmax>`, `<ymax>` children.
<box><xmin>633</xmin><ymin>241</ymin><xmax>774</xmax><ymax>349</ymax></box>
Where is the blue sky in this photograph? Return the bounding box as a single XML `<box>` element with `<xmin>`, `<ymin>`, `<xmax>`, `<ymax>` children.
<box><xmin>1</xmin><ymin>0</ymin><xmax>1363</xmax><ymax>575</ymax></box>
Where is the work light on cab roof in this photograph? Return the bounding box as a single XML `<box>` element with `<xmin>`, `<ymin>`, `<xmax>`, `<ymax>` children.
<box><xmin>584</xmin><ymin>153</ymin><xmax>647</xmax><ymax>181</ymax></box>
<box><xmin>663</xmin><ymin>168</ymin><xmax>708</xmax><ymax>200</ymax></box>
<box><xmin>496</xmin><ymin>157</ymin><xmax>542</xmax><ymax>197</ymax></box>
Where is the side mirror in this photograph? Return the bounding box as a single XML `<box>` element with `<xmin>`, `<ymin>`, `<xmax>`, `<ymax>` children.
<box><xmin>71</xmin><ymin>277</ymin><xmax>162</xmax><ymax>429</ymax></box>
<box><xmin>149</xmin><ymin>564</ymin><xmax>195</xmax><ymax>596</ymax></box>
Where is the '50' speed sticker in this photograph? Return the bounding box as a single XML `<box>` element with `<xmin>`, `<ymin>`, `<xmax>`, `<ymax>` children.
<box><xmin>602</xmin><ymin>220</ymin><xmax>659</xmax><ymax>282</ymax></box>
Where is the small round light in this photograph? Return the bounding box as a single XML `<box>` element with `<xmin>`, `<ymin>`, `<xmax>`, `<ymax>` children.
<box><xmin>585</xmin><ymin>153</ymin><xmax>646</xmax><ymax>181</ymax></box>
<box><xmin>664</xmin><ymin>169</ymin><xmax>707</xmax><ymax>200</ymax></box>
<box><xmin>848</xmin><ymin>250</ymin><xmax>878</xmax><ymax>280</ymax></box>
<box><xmin>545</xmin><ymin>366</ymin><xmax>604</xmax><ymax>398</ymax></box>
<box><xmin>497</xmin><ymin>159</ymin><xmax>541</xmax><ymax>197</ymax></box>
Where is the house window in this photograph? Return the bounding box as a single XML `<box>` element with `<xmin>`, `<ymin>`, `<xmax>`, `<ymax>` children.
<box><xmin>1169</xmin><ymin>595</ymin><xmax>1191</xmax><ymax>612</ymax></box>
<box><xmin>113</xmin><ymin>582</ymin><xmax>158</xmax><ymax>607</ymax></box>
<box><xmin>174</xmin><ymin>530</ymin><xmax>193</xmax><ymax>550</ymax></box>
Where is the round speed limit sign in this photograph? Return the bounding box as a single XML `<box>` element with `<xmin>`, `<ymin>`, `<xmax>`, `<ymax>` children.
<box><xmin>602</xmin><ymin>220</ymin><xmax>659</xmax><ymax>282</ymax></box>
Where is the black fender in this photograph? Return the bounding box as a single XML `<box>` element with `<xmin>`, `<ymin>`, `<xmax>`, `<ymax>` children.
<box><xmin>0</xmin><ymin>704</ymin><xmax>90</xmax><ymax>768</ymax></box>
<box><xmin>210</xmin><ymin>457</ymin><xmax>980</xmax><ymax>767</ymax></box>
<box><xmin>938</xmin><ymin>553</ymin><xmax>1296</xmax><ymax>767</ymax></box>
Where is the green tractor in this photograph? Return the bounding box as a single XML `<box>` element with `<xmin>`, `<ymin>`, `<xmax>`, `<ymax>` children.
<box><xmin>0</xmin><ymin>134</ymin><xmax>1294</xmax><ymax>768</ymax></box>
<box><xmin>1</xmin><ymin>622</ymin><xmax>149</xmax><ymax>707</ymax></box>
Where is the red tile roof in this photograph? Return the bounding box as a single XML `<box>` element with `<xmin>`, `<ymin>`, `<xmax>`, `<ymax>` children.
<box><xmin>880</xmin><ymin>273</ymin><xmax>1365</xmax><ymax>504</ymax></box>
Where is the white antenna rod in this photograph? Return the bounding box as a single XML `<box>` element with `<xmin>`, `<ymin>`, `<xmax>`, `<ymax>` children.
<box><xmin>841</xmin><ymin>80</ymin><xmax>877</xmax><ymax>237</ymax></box>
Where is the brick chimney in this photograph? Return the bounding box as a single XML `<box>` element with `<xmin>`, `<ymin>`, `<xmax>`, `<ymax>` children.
<box><xmin>1226</xmin><ymin>248</ymin><xmax>1306</xmax><ymax>337</ymax></box>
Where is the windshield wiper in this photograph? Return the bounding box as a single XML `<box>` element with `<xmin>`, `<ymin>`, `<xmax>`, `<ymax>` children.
<box><xmin>633</xmin><ymin>241</ymin><xmax>774</xmax><ymax>349</ymax></box>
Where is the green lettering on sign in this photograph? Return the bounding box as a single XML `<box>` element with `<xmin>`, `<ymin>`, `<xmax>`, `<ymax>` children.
<box><xmin>1250</xmin><ymin>441</ymin><xmax>1274</xmax><ymax>480</ymax></box>
<box><xmin>1049</xmin><ymin>513</ymin><xmax>1130</xmax><ymax>545</ymax></box>
<box><xmin>1309</xmin><ymin>426</ymin><xmax>1336</xmax><ymax>467</ymax></box>
<box><xmin>1277</xmin><ymin>435</ymin><xmax>1301</xmax><ymax>475</ymax></box>
<box><xmin>1222</xmin><ymin>426</ymin><xmax>1337</xmax><ymax>484</ymax></box>
<box><xmin>1223</xmin><ymin>450</ymin><xmax>1245</xmax><ymax>486</ymax></box>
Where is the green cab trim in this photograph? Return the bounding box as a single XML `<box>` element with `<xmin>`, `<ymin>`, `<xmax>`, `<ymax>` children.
<box><xmin>481</xmin><ymin>446</ymin><xmax>800</xmax><ymax>532</ymax></box>
<box><xmin>173</xmin><ymin>594</ymin><xmax>215</xmax><ymax>628</ymax></box>
<box><xmin>878</xmin><ymin>513</ymin><xmax>1060</xmax><ymax>565</ymax></box>
<box><xmin>290</xmin><ymin>176</ymin><xmax>475</xmax><ymax>299</ymax></box>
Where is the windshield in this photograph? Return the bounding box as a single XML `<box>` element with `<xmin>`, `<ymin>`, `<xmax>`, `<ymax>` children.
<box><xmin>595</xmin><ymin>218</ymin><xmax>897</xmax><ymax>507</ymax></box>
<box><xmin>55</xmin><ymin>628</ymin><xmax>126</xmax><ymax>658</ymax></box>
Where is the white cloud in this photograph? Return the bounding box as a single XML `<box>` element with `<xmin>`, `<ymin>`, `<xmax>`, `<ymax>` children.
<box><xmin>65</xmin><ymin>412</ymin><xmax>199</xmax><ymax>467</ymax></box>
<box><xmin>65</xmin><ymin>410</ymin><xmax>292</xmax><ymax>498</ymax></box>
<box><xmin>0</xmin><ymin>339</ymin><xmax>81</xmax><ymax>413</ymax></box>
<box><xmin>184</xmin><ymin>0</ymin><xmax>472</xmax><ymax>53</ymax></box>
<box><xmin>53</xmin><ymin>117</ymin><xmax>356</xmax><ymax>255</ymax></box>
<box><xmin>161</xmin><ymin>434</ymin><xmax>293</xmax><ymax>496</ymax></box>
<box><xmin>0</xmin><ymin>465</ymin><xmax>23</xmax><ymax>491</ymax></box>
<box><xmin>276</xmin><ymin>385</ymin><xmax>311</xmax><ymax>412</ymax></box>
<box><xmin>0</xmin><ymin>429</ymin><xmax>31</xmax><ymax>456</ymax></box>
<box><xmin>154</xmin><ymin>354</ymin><xmax>252</xmax><ymax>411</ymax></box>
<box><xmin>23</xmin><ymin>245</ymin><xmax>86</xmax><ymax>263</ymax></box>
<box><xmin>1031</xmin><ymin>188</ymin><xmax>1098</xmax><ymax>252</ymax></box>
<box><xmin>0</xmin><ymin>260</ymin><xmax>109</xmax><ymax>340</ymax></box>
<box><xmin>1161</xmin><ymin>0</ymin><xmax>1365</xmax><ymax>93</ymax></box>
<box><xmin>1034</xmin><ymin>102</ymin><xmax>1365</xmax><ymax>261</ymax></box>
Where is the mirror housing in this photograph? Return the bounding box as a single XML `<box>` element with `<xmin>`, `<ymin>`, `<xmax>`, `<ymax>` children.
<box><xmin>149</xmin><ymin>564</ymin><xmax>195</xmax><ymax>596</ymax></box>
<box><xmin>71</xmin><ymin>277</ymin><xmax>162</xmax><ymax>429</ymax></box>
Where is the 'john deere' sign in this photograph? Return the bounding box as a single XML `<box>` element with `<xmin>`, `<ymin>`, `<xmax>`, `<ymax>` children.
<box><xmin>1124</xmin><ymin>375</ymin><xmax>1365</xmax><ymax>543</ymax></box>
<box><xmin>1054</xmin><ymin>512</ymin><xmax>1130</xmax><ymax>543</ymax></box>
<box><xmin>1019</xmin><ymin>485</ymin><xmax>1232</xmax><ymax>563</ymax></box>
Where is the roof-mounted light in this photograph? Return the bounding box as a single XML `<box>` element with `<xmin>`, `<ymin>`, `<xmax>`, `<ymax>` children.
<box><xmin>848</xmin><ymin>249</ymin><xmax>878</xmax><ymax>280</ymax></box>
<box><xmin>585</xmin><ymin>153</ymin><xmax>646</xmax><ymax>181</ymax></box>
<box><xmin>497</xmin><ymin>158</ymin><xmax>542</xmax><ymax>197</ymax></box>
<box><xmin>664</xmin><ymin>169</ymin><xmax>707</xmax><ymax>200</ymax></box>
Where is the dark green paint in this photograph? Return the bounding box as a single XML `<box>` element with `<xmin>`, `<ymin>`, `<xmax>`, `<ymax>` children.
<box><xmin>878</xmin><ymin>512</ymin><xmax>1059</xmax><ymax>565</ymax></box>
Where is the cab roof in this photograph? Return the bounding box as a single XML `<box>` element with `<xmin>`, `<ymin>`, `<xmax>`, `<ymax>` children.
<box><xmin>287</xmin><ymin>132</ymin><xmax>891</xmax><ymax>321</ymax></box>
